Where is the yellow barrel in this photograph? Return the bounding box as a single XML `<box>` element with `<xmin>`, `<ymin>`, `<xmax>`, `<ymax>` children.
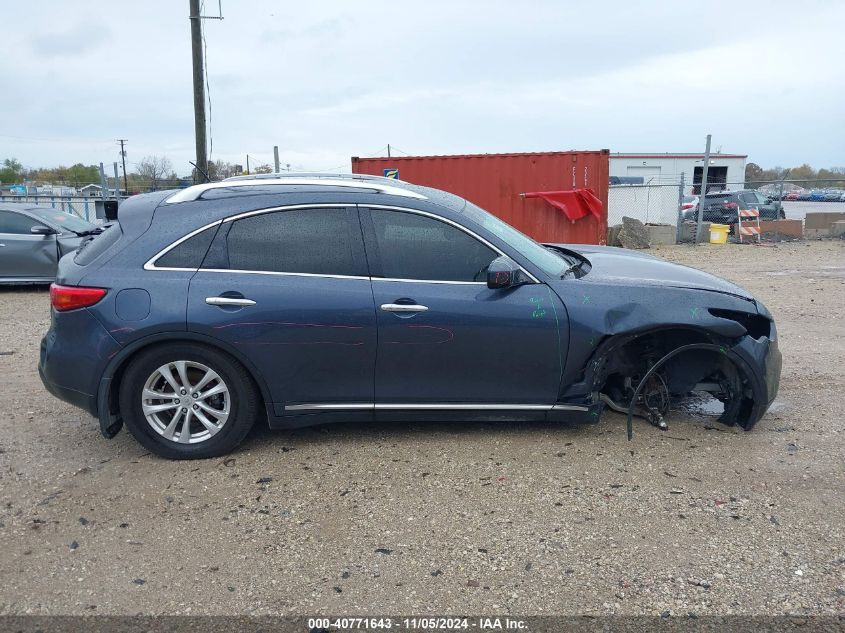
<box><xmin>709</xmin><ymin>223</ymin><xmax>730</xmax><ymax>244</ymax></box>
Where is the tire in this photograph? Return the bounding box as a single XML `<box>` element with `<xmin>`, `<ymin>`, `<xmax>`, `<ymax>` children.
<box><xmin>779</xmin><ymin>210</ymin><xmax>786</xmax><ymax>219</ymax></box>
<box><xmin>119</xmin><ymin>343</ymin><xmax>259</xmax><ymax>459</ymax></box>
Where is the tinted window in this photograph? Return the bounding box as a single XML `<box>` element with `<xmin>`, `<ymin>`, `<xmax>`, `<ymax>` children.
<box><xmin>463</xmin><ymin>201</ymin><xmax>568</xmax><ymax>277</ymax></box>
<box><xmin>369</xmin><ymin>209</ymin><xmax>498</xmax><ymax>282</ymax></box>
<box><xmin>0</xmin><ymin>210</ymin><xmax>38</xmax><ymax>234</ymax></box>
<box><xmin>28</xmin><ymin>208</ymin><xmax>94</xmax><ymax>233</ymax></box>
<box><xmin>74</xmin><ymin>223</ymin><xmax>123</xmax><ymax>266</ymax></box>
<box><xmin>224</xmin><ymin>208</ymin><xmax>359</xmax><ymax>276</ymax></box>
<box><xmin>156</xmin><ymin>225</ymin><xmax>217</xmax><ymax>269</ymax></box>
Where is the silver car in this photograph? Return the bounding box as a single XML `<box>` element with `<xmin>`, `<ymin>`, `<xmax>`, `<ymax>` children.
<box><xmin>0</xmin><ymin>204</ymin><xmax>101</xmax><ymax>284</ymax></box>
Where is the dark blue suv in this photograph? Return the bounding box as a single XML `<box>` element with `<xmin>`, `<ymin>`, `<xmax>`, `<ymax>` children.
<box><xmin>39</xmin><ymin>174</ymin><xmax>781</xmax><ymax>459</ymax></box>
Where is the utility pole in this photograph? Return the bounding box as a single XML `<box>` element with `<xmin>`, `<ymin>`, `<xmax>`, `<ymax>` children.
<box><xmin>778</xmin><ymin>168</ymin><xmax>791</xmax><ymax>209</ymax></box>
<box><xmin>189</xmin><ymin>0</ymin><xmax>208</xmax><ymax>183</ymax></box>
<box><xmin>246</xmin><ymin>155</ymin><xmax>250</xmax><ymax>175</ymax></box>
<box><xmin>273</xmin><ymin>146</ymin><xmax>280</xmax><ymax>173</ymax></box>
<box><xmin>387</xmin><ymin>144</ymin><xmax>391</xmax><ymax>158</ymax></box>
<box><xmin>117</xmin><ymin>139</ymin><xmax>128</xmax><ymax>194</ymax></box>
<box><xmin>694</xmin><ymin>134</ymin><xmax>712</xmax><ymax>244</ymax></box>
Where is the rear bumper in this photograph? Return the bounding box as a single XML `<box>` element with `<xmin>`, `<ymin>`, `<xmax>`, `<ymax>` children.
<box><xmin>38</xmin><ymin>308</ymin><xmax>121</xmax><ymax>420</ymax></box>
<box><xmin>38</xmin><ymin>362</ymin><xmax>98</xmax><ymax>417</ymax></box>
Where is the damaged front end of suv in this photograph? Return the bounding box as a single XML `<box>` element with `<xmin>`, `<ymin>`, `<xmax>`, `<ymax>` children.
<box><xmin>548</xmin><ymin>245</ymin><xmax>782</xmax><ymax>437</ymax></box>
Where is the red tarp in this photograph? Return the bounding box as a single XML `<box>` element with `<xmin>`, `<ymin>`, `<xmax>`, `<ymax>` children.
<box><xmin>523</xmin><ymin>189</ymin><xmax>604</xmax><ymax>223</ymax></box>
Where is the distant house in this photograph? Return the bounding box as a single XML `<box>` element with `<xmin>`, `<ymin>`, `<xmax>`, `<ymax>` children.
<box><xmin>79</xmin><ymin>184</ymin><xmax>125</xmax><ymax>197</ymax></box>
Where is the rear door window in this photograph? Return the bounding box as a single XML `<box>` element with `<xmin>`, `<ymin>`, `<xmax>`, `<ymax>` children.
<box><xmin>216</xmin><ymin>207</ymin><xmax>364</xmax><ymax>277</ymax></box>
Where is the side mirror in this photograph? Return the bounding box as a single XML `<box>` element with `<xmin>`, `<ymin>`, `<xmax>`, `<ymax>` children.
<box><xmin>487</xmin><ymin>255</ymin><xmax>529</xmax><ymax>289</ymax></box>
<box><xmin>30</xmin><ymin>225</ymin><xmax>56</xmax><ymax>236</ymax></box>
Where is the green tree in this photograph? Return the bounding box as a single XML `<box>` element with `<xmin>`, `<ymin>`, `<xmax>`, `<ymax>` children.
<box><xmin>0</xmin><ymin>158</ymin><xmax>23</xmax><ymax>184</ymax></box>
<box><xmin>65</xmin><ymin>163</ymin><xmax>100</xmax><ymax>185</ymax></box>
<box><xmin>745</xmin><ymin>162</ymin><xmax>764</xmax><ymax>185</ymax></box>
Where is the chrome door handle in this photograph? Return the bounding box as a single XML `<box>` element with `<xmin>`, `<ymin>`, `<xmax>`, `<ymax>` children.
<box><xmin>206</xmin><ymin>296</ymin><xmax>256</xmax><ymax>307</ymax></box>
<box><xmin>380</xmin><ymin>303</ymin><xmax>428</xmax><ymax>313</ymax></box>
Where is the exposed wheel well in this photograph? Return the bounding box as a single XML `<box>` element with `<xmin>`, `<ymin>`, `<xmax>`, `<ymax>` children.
<box><xmin>593</xmin><ymin>328</ymin><xmax>756</xmax><ymax>428</ymax></box>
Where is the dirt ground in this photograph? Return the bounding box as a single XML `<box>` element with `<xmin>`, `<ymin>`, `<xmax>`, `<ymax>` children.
<box><xmin>0</xmin><ymin>240</ymin><xmax>843</xmax><ymax>617</ymax></box>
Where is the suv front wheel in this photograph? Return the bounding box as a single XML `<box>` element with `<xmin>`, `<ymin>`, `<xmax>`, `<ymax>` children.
<box><xmin>119</xmin><ymin>344</ymin><xmax>259</xmax><ymax>459</ymax></box>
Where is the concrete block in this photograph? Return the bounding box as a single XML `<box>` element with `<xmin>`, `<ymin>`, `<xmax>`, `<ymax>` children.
<box><xmin>618</xmin><ymin>217</ymin><xmax>650</xmax><ymax>249</ymax></box>
<box><xmin>607</xmin><ymin>224</ymin><xmax>622</xmax><ymax>246</ymax></box>
<box><xmin>804</xmin><ymin>212</ymin><xmax>845</xmax><ymax>230</ymax></box>
<box><xmin>831</xmin><ymin>221</ymin><xmax>845</xmax><ymax>238</ymax></box>
<box><xmin>748</xmin><ymin>219</ymin><xmax>803</xmax><ymax>239</ymax></box>
<box><xmin>804</xmin><ymin>228</ymin><xmax>830</xmax><ymax>238</ymax></box>
<box><xmin>645</xmin><ymin>224</ymin><xmax>676</xmax><ymax>245</ymax></box>
<box><xmin>680</xmin><ymin>221</ymin><xmax>711</xmax><ymax>243</ymax></box>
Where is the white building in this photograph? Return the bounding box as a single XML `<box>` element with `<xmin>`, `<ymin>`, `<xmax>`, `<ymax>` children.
<box><xmin>608</xmin><ymin>152</ymin><xmax>748</xmax><ymax>225</ymax></box>
<box><xmin>609</xmin><ymin>153</ymin><xmax>747</xmax><ymax>190</ymax></box>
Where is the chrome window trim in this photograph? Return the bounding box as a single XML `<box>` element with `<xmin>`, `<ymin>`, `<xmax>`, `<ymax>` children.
<box><xmin>164</xmin><ymin>178</ymin><xmax>427</xmax><ymax>204</ymax></box>
<box><xmin>200</xmin><ymin>268</ymin><xmax>370</xmax><ymax>281</ymax></box>
<box><xmin>143</xmin><ymin>219</ymin><xmax>222</xmax><ymax>271</ymax></box>
<box><xmin>375</xmin><ymin>277</ymin><xmax>485</xmax><ymax>286</ymax></box>
<box><xmin>363</xmin><ymin>204</ymin><xmax>541</xmax><ymax>284</ymax></box>
<box><xmin>144</xmin><ymin>202</ymin><xmax>541</xmax><ymax>286</ymax></box>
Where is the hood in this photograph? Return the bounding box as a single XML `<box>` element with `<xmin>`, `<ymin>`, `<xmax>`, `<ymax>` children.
<box><xmin>551</xmin><ymin>244</ymin><xmax>755</xmax><ymax>302</ymax></box>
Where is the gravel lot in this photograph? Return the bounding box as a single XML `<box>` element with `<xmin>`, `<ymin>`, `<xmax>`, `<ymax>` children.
<box><xmin>0</xmin><ymin>240</ymin><xmax>843</xmax><ymax>617</ymax></box>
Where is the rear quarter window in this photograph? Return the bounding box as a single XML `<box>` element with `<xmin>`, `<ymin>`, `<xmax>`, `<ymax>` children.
<box><xmin>154</xmin><ymin>225</ymin><xmax>218</xmax><ymax>269</ymax></box>
<box><xmin>73</xmin><ymin>223</ymin><xmax>123</xmax><ymax>266</ymax></box>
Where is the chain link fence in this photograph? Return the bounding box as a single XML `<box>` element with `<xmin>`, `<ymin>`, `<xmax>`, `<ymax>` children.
<box><xmin>608</xmin><ymin>178</ymin><xmax>845</xmax><ymax>243</ymax></box>
<box><xmin>0</xmin><ymin>194</ymin><xmax>128</xmax><ymax>224</ymax></box>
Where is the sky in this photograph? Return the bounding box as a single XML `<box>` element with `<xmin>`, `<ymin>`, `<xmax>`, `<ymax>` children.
<box><xmin>1</xmin><ymin>0</ymin><xmax>843</xmax><ymax>176</ymax></box>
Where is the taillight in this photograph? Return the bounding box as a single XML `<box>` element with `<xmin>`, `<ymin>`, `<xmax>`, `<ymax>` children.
<box><xmin>681</xmin><ymin>203</ymin><xmax>694</xmax><ymax>209</ymax></box>
<box><xmin>50</xmin><ymin>284</ymin><xmax>107</xmax><ymax>312</ymax></box>
<box><xmin>724</xmin><ymin>202</ymin><xmax>738</xmax><ymax>209</ymax></box>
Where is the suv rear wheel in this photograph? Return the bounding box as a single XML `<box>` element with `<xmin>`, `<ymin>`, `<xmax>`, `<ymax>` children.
<box><xmin>119</xmin><ymin>344</ymin><xmax>259</xmax><ymax>459</ymax></box>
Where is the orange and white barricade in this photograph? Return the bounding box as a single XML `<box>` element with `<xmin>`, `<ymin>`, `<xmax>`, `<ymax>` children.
<box><xmin>737</xmin><ymin>207</ymin><xmax>761</xmax><ymax>243</ymax></box>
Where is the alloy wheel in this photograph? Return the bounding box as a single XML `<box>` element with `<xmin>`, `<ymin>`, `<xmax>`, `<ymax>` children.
<box><xmin>140</xmin><ymin>361</ymin><xmax>230</xmax><ymax>444</ymax></box>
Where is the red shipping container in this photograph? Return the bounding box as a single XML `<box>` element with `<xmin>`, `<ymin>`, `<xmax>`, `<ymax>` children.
<box><xmin>351</xmin><ymin>150</ymin><xmax>610</xmax><ymax>245</ymax></box>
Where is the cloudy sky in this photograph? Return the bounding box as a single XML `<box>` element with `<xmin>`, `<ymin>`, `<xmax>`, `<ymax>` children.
<box><xmin>1</xmin><ymin>1</ymin><xmax>843</xmax><ymax>176</ymax></box>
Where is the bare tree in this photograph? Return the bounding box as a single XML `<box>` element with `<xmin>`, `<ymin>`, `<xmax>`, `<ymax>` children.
<box><xmin>252</xmin><ymin>163</ymin><xmax>273</xmax><ymax>174</ymax></box>
<box><xmin>207</xmin><ymin>160</ymin><xmax>244</xmax><ymax>180</ymax></box>
<box><xmin>137</xmin><ymin>155</ymin><xmax>174</xmax><ymax>190</ymax></box>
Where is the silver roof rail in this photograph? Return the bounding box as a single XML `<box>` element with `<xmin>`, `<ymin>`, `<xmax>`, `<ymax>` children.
<box><xmin>223</xmin><ymin>171</ymin><xmax>407</xmax><ymax>184</ymax></box>
<box><xmin>165</xmin><ymin>178</ymin><xmax>426</xmax><ymax>204</ymax></box>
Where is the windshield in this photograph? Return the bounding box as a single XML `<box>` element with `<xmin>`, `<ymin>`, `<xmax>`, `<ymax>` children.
<box><xmin>462</xmin><ymin>201</ymin><xmax>572</xmax><ymax>277</ymax></box>
<box><xmin>29</xmin><ymin>208</ymin><xmax>95</xmax><ymax>233</ymax></box>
